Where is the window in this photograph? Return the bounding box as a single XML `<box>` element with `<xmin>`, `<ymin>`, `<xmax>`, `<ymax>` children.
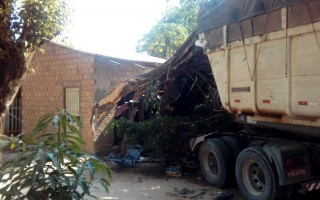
<box><xmin>65</xmin><ymin>87</ymin><xmax>80</xmax><ymax>118</ymax></box>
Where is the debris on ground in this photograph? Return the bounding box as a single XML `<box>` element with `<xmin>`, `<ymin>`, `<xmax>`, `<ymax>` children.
<box><xmin>166</xmin><ymin>187</ymin><xmax>205</xmax><ymax>199</ymax></box>
<box><xmin>165</xmin><ymin>165</ymin><xmax>182</xmax><ymax>177</ymax></box>
<box><xmin>215</xmin><ymin>190</ymin><xmax>233</xmax><ymax>200</ymax></box>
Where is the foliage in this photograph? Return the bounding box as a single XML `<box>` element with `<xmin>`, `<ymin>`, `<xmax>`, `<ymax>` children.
<box><xmin>136</xmin><ymin>0</ymin><xmax>215</xmax><ymax>59</ymax></box>
<box><xmin>137</xmin><ymin>22</ymin><xmax>188</xmax><ymax>59</ymax></box>
<box><xmin>0</xmin><ymin>0</ymin><xmax>70</xmax><ymax>54</ymax></box>
<box><xmin>0</xmin><ymin>0</ymin><xmax>70</xmax><ymax>116</ymax></box>
<box><xmin>144</xmin><ymin>80</ymin><xmax>161</xmax><ymax>116</ymax></box>
<box><xmin>0</xmin><ymin>109</ymin><xmax>111</xmax><ymax>200</ymax></box>
<box><xmin>106</xmin><ymin>113</ymin><xmax>234</xmax><ymax>163</ymax></box>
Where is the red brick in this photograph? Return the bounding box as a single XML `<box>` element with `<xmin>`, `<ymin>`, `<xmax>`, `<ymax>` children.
<box><xmin>22</xmin><ymin>42</ymin><xmax>155</xmax><ymax>154</ymax></box>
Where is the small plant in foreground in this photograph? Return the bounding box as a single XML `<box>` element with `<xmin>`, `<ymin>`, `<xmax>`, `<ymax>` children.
<box><xmin>0</xmin><ymin>109</ymin><xmax>111</xmax><ymax>200</ymax></box>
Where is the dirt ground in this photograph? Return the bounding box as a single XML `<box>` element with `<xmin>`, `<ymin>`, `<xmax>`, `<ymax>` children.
<box><xmin>3</xmin><ymin>152</ymin><xmax>320</xmax><ymax>200</ymax></box>
<box><xmin>1</xmin><ymin>152</ymin><xmax>244</xmax><ymax>200</ymax></box>
<box><xmin>90</xmin><ymin>163</ymin><xmax>320</xmax><ymax>200</ymax></box>
<box><xmin>89</xmin><ymin>162</ymin><xmax>244</xmax><ymax>200</ymax></box>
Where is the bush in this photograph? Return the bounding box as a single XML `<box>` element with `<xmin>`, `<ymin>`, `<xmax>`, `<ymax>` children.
<box><xmin>105</xmin><ymin>113</ymin><xmax>234</xmax><ymax>163</ymax></box>
<box><xmin>0</xmin><ymin>109</ymin><xmax>111</xmax><ymax>200</ymax></box>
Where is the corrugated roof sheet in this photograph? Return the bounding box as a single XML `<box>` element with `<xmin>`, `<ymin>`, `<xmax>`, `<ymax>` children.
<box><xmin>47</xmin><ymin>40</ymin><xmax>166</xmax><ymax>64</ymax></box>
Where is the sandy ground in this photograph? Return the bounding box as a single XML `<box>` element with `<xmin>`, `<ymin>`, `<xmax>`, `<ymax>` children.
<box><xmin>3</xmin><ymin>153</ymin><xmax>320</xmax><ymax>200</ymax></box>
<box><xmin>88</xmin><ymin>162</ymin><xmax>244</xmax><ymax>200</ymax></box>
<box><xmin>2</xmin><ymin>152</ymin><xmax>244</xmax><ymax>200</ymax></box>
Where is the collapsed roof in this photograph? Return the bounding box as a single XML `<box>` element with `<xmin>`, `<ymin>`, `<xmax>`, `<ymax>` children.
<box><xmin>91</xmin><ymin>31</ymin><xmax>212</xmax><ymax>133</ymax></box>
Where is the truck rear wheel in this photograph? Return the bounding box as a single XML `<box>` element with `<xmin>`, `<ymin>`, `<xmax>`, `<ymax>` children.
<box><xmin>211</xmin><ymin>89</ymin><xmax>222</xmax><ymax>110</ymax></box>
<box><xmin>235</xmin><ymin>147</ymin><xmax>284</xmax><ymax>200</ymax></box>
<box><xmin>220</xmin><ymin>135</ymin><xmax>243</xmax><ymax>159</ymax></box>
<box><xmin>198</xmin><ymin>138</ymin><xmax>233</xmax><ymax>188</ymax></box>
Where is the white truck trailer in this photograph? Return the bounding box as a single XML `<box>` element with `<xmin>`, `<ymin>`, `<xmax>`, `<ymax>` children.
<box><xmin>193</xmin><ymin>0</ymin><xmax>320</xmax><ymax>199</ymax></box>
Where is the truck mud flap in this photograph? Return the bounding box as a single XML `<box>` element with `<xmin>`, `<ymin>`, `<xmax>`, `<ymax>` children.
<box><xmin>305</xmin><ymin>180</ymin><xmax>320</xmax><ymax>192</ymax></box>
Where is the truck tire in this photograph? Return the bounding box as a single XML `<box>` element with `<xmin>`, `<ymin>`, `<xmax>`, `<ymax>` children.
<box><xmin>220</xmin><ymin>135</ymin><xmax>244</xmax><ymax>159</ymax></box>
<box><xmin>220</xmin><ymin>136</ymin><xmax>244</xmax><ymax>184</ymax></box>
<box><xmin>194</xmin><ymin>104</ymin><xmax>210</xmax><ymax>116</ymax></box>
<box><xmin>211</xmin><ymin>89</ymin><xmax>222</xmax><ymax>111</ymax></box>
<box><xmin>198</xmin><ymin>138</ymin><xmax>233</xmax><ymax>188</ymax></box>
<box><xmin>235</xmin><ymin>147</ymin><xmax>284</xmax><ymax>200</ymax></box>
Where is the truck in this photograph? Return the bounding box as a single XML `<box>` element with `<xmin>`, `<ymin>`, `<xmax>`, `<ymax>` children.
<box><xmin>191</xmin><ymin>0</ymin><xmax>320</xmax><ymax>199</ymax></box>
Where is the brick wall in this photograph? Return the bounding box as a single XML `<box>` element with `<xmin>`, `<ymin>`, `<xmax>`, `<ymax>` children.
<box><xmin>23</xmin><ymin>42</ymin><xmax>160</xmax><ymax>155</ymax></box>
<box><xmin>92</xmin><ymin>57</ymin><xmax>154</xmax><ymax>154</ymax></box>
<box><xmin>22</xmin><ymin>42</ymin><xmax>95</xmax><ymax>153</ymax></box>
<box><xmin>93</xmin><ymin>56</ymin><xmax>153</xmax><ymax>102</ymax></box>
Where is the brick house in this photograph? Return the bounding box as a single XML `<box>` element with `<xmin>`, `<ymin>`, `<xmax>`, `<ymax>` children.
<box><xmin>21</xmin><ymin>41</ymin><xmax>164</xmax><ymax>153</ymax></box>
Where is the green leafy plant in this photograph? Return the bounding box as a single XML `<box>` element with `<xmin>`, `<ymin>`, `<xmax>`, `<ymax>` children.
<box><xmin>0</xmin><ymin>0</ymin><xmax>70</xmax><ymax>121</ymax></box>
<box><xmin>145</xmin><ymin>80</ymin><xmax>161</xmax><ymax>116</ymax></box>
<box><xmin>0</xmin><ymin>109</ymin><xmax>111</xmax><ymax>200</ymax></box>
<box><xmin>106</xmin><ymin>113</ymin><xmax>234</xmax><ymax>163</ymax></box>
<box><xmin>136</xmin><ymin>0</ymin><xmax>214</xmax><ymax>58</ymax></box>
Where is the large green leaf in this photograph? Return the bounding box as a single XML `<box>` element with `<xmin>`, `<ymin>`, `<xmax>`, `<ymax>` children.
<box><xmin>78</xmin><ymin>179</ymin><xmax>90</xmax><ymax>195</ymax></box>
<box><xmin>0</xmin><ymin>110</ymin><xmax>112</xmax><ymax>199</ymax></box>
<box><xmin>37</xmin><ymin>112</ymin><xmax>54</xmax><ymax>123</ymax></box>
<box><xmin>67</xmin><ymin>124</ymin><xmax>81</xmax><ymax>137</ymax></box>
<box><xmin>76</xmin><ymin>164</ymin><xmax>84</xmax><ymax>178</ymax></box>
<box><xmin>52</xmin><ymin>115</ymin><xmax>61</xmax><ymax>130</ymax></box>
<box><xmin>31</xmin><ymin>122</ymin><xmax>48</xmax><ymax>135</ymax></box>
<box><xmin>96</xmin><ymin>178</ymin><xmax>110</xmax><ymax>193</ymax></box>
<box><xmin>86</xmin><ymin>161</ymin><xmax>95</xmax><ymax>179</ymax></box>
<box><xmin>47</xmin><ymin>152</ymin><xmax>62</xmax><ymax>173</ymax></box>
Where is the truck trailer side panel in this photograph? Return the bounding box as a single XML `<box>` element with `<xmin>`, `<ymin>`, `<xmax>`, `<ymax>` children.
<box><xmin>203</xmin><ymin>18</ymin><xmax>320</xmax><ymax>132</ymax></box>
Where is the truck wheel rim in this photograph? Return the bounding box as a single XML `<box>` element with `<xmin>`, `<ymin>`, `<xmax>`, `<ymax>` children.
<box><xmin>243</xmin><ymin>161</ymin><xmax>266</xmax><ymax>196</ymax></box>
<box><xmin>207</xmin><ymin>152</ymin><xmax>218</xmax><ymax>177</ymax></box>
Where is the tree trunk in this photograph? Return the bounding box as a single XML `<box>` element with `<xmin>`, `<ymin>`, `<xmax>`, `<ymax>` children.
<box><xmin>0</xmin><ymin>46</ymin><xmax>24</xmax><ymax>166</ymax></box>
<box><xmin>0</xmin><ymin>67</ymin><xmax>24</xmax><ymax>165</ymax></box>
<box><xmin>0</xmin><ymin>112</ymin><xmax>5</xmax><ymax>165</ymax></box>
<box><xmin>0</xmin><ymin>40</ymin><xmax>35</xmax><ymax>165</ymax></box>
